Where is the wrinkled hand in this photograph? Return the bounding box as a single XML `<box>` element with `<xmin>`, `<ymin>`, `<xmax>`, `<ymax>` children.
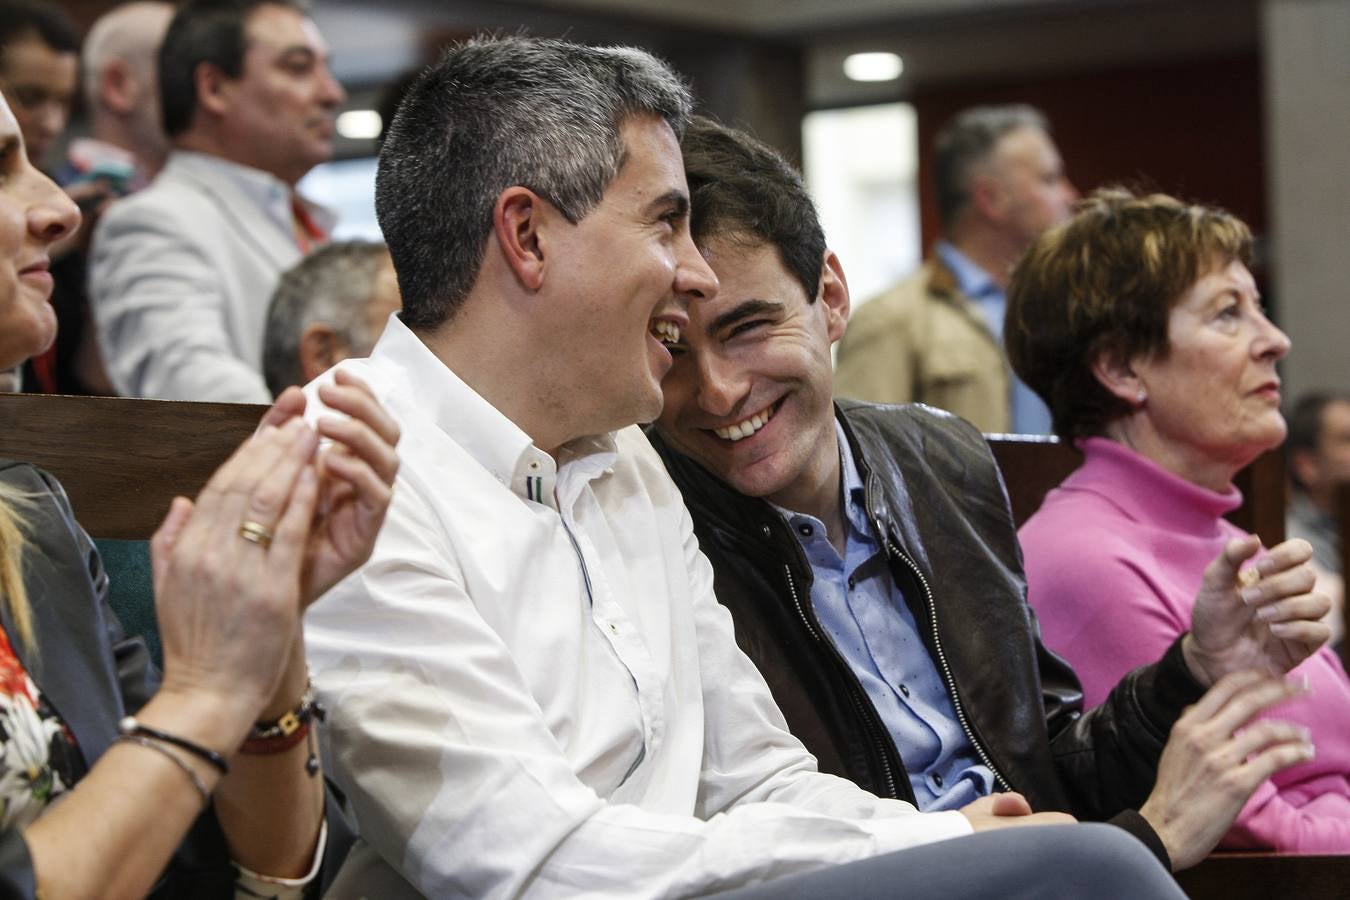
<box><xmin>150</xmin><ymin>417</ymin><xmax>323</xmax><ymax>726</ymax></box>
<box><xmin>1139</xmin><ymin>670</ymin><xmax>1313</xmax><ymax>870</ymax></box>
<box><xmin>959</xmin><ymin>792</ymin><xmax>1076</xmax><ymax>832</ymax></box>
<box><xmin>1185</xmin><ymin>536</ymin><xmax>1331</xmax><ymax>687</ymax></box>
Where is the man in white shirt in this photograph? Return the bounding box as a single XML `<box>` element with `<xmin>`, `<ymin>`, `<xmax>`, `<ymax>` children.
<box><xmin>302</xmin><ymin>37</ymin><xmax>1186</xmax><ymax>899</ymax></box>
<box><xmin>90</xmin><ymin>0</ymin><xmax>345</xmax><ymax>402</ymax></box>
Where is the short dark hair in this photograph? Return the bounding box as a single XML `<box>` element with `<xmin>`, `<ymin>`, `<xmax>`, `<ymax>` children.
<box><xmin>263</xmin><ymin>240</ymin><xmax>390</xmax><ymax>396</ymax></box>
<box><xmin>159</xmin><ymin>0</ymin><xmax>306</xmax><ymax>138</ymax></box>
<box><xmin>0</xmin><ymin>0</ymin><xmax>78</xmax><ymax>64</ymax></box>
<box><xmin>933</xmin><ymin>104</ymin><xmax>1047</xmax><ymax>227</ymax></box>
<box><xmin>1286</xmin><ymin>391</ymin><xmax>1350</xmax><ymax>485</ymax></box>
<box><xmin>375</xmin><ymin>35</ymin><xmax>692</xmax><ymax>331</ymax></box>
<box><xmin>680</xmin><ymin>116</ymin><xmax>824</xmax><ymax>304</ymax></box>
<box><xmin>1006</xmin><ymin>187</ymin><xmax>1253</xmax><ymax>442</ymax></box>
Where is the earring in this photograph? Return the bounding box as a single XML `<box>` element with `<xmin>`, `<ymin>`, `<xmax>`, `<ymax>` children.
<box><xmin>1135</xmin><ymin>390</ymin><xmax>1147</xmax><ymax>406</ymax></box>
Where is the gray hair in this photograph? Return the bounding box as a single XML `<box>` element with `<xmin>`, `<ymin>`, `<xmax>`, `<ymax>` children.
<box><xmin>81</xmin><ymin>1</ymin><xmax>174</xmax><ymax>110</ymax></box>
<box><xmin>934</xmin><ymin>104</ymin><xmax>1049</xmax><ymax>226</ymax></box>
<box><xmin>262</xmin><ymin>240</ymin><xmax>388</xmax><ymax>396</ymax></box>
<box><xmin>375</xmin><ymin>35</ymin><xmax>693</xmax><ymax>330</ymax></box>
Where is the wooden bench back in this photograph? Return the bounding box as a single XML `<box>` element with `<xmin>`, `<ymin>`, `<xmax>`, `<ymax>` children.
<box><xmin>0</xmin><ymin>393</ymin><xmax>267</xmax><ymax>539</ymax></box>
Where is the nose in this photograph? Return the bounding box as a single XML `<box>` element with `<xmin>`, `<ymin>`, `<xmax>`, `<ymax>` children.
<box><xmin>696</xmin><ymin>350</ymin><xmax>747</xmax><ymax>419</ymax></box>
<box><xmin>674</xmin><ymin>230</ymin><xmax>718</xmax><ymax>307</ymax></box>
<box><xmin>28</xmin><ymin>168</ymin><xmax>79</xmax><ymax>244</ymax></box>
<box><xmin>318</xmin><ymin>63</ymin><xmax>346</xmax><ymax>108</ymax></box>
<box><xmin>1257</xmin><ymin>313</ymin><xmax>1291</xmax><ymax>362</ymax></box>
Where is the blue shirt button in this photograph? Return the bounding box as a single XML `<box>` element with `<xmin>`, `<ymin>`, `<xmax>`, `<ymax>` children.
<box><xmin>898</xmin><ymin>683</ymin><xmax>911</xmax><ymax>698</ymax></box>
<box><xmin>798</xmin><ymin>524</ymin><xmax>813</xmax><ymax>537</ymax></box>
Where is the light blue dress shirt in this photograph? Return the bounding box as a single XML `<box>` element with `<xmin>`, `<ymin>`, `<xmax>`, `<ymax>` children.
<box><xmin>774</xmin><ymin>422</ymin><xmax>995</xmax><ymax>810</ymax></box>
<box><xmin>933</xmin><ymin>241</ymin><xmax>1052</xmax><ymax>435</ymax></box>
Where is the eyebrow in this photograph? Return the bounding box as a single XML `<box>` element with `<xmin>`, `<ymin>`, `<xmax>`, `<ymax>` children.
<box><xmin>709</xmin><ymin>298</ymin><xmax>783</xmax><ymax>335</ymax></box>
<box><xmin>644</xmin><ymin>190</ymin><xmax>689</xmax><ymax>218</ymax></box>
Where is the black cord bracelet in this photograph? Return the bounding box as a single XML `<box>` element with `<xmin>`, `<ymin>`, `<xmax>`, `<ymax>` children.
<box><xmin>118</xmin><ymin>716</ymin><xmax>230</xmax><ymax>775</ymax></box>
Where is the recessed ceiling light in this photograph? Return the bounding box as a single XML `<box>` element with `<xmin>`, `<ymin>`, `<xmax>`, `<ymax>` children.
<box><xmin>336</xmin><ymin>109</ymin><xmax>383</xmax><ymax>140</ymax></box>
<box><xmin>843</xmin><ymin>52</ymin><xmax>904</xmax><ymax>82</ymax></box>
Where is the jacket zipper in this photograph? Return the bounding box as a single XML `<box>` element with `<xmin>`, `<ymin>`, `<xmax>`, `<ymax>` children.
<box><xmin>780</xmin><ymin>563</ymin><xmax>901</xmax><ymax>801</ymax></box>
<box><xmin>881</xmin><ymin>536</ymin><xmax>1012</xmax><ymax>792</ymax></box>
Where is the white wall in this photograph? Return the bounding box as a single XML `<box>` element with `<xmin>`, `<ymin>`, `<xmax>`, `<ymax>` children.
<box><xmin>1263</xmin><ymin>0</ymin><xmax>1350</xmax><ymax>401</ymax></box>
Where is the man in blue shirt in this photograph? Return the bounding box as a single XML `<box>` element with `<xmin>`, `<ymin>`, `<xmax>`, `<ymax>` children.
<box><xmin>835</xmin><ymin>104</ymin><xmax>1073</xmax><ymax>434</ymax></box>
<box><xmin>651</xmin><ymin>116</ymin><xmax>1327</xmax><ymax>874</ymax></box>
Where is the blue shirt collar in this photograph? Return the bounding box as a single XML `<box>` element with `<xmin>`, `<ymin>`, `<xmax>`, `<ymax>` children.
<box><xmin>934</xmin><ymin>240</ymin><xmax>1002</xmax><ymax>302</ymax></box>
<box><xmin>836</xmin><ymin>419</ymin><xmax>874</xmax><ymax>539</ymax></box>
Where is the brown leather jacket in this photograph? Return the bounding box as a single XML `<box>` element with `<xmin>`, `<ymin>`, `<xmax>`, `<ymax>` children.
<box><xmin>651</xmin><ymin>401</ymin><xmax>1204</xmax><ymax>865</ymax></box>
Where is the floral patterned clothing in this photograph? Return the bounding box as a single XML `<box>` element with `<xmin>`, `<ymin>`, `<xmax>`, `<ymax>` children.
<box><xmin>0</xmin><ymin>626</ymin><xmax>83</xmax><ymax>833</ymax></box>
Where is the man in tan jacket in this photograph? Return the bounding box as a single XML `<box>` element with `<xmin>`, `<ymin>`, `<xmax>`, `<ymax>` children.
<box><xmin>834</xmin><ymin>105</ymin><xmax>1076</xmax><ymax>434</ymax></box>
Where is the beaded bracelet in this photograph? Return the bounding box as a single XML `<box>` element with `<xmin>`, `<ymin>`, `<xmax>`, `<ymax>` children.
<box><xmin>114</xmin><ymin>734</ymin><xmax>211</xmax><ymax>809</ymax></box>
<box><xmin>119</xmin><ymin>717</ymin><xmax>229</xmax><ymax>775</ymax></box>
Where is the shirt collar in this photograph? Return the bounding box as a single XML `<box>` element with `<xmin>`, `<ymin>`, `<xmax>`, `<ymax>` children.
<box><xmin>773</xmin><ymin>420</ymin><xmax>873</xmax><ymax>545</ymax></box>
<box><xmin>367</xmin><ymin>315</ymin><xmax>617</xmax><ymax>510</ymax></box>
<box><xmin>1072</xmin><ymin>436</ymin><xmax>1243</xmax><ymax>534</ymax></box>
<box><xmin>934</xmin><ymin>240</ymin><xmax>1002</xmax><ymax>301</ymax></box>
<box><xmin>836</xmin><ymin>419</ymin><xmax>874</xmax><ymax>537</ymax></box>
<box><xmin>162</xmin><ymin>150</ymin><xmax>337</xmax><ymax>235</ymax></box>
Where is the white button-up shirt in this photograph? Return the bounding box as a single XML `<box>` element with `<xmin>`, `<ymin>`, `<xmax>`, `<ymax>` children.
<box><xmin>303</xmin><ymin>316</ymin><xmax>971</xmax><ymax>899</ymax></box>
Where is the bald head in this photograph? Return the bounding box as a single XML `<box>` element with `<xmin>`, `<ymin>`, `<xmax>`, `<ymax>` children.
<box><xmin>82</xmin><ymin>1</ymin><xmax>173</xmax><ymax>169</ymax></box>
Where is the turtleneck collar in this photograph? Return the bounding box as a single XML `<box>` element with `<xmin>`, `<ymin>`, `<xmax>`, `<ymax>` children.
<box><xmin>1067</xmin><ymin>436</ymin><xmax>1243</xmax><ymax>537</ymax></box>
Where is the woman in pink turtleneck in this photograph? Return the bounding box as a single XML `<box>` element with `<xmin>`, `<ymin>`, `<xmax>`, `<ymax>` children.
<box><xmin>1006</xmin><ymin>189</ymin><xmax>1350</xmax><ymax>854</ymax></box>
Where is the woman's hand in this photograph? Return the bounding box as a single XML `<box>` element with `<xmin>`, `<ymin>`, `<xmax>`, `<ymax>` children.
<box><xmin>150</xmin><ymin>416</ymin><xmax>324</xmax><ymax>730</ymax></box>
<box><xmin>1185</xmin><ymin>536</ymin><xmax>1332</xmax><ymax>687</ymax></box>
<box><xmin>1139</xmin><ymin>670</ymin><xmax>1313</xmax><ymax>870</ymax></box>
<box><xmin>300</xmin><ymin>369</ymin><xmax>400</xmax><ymax>606</ymax></box>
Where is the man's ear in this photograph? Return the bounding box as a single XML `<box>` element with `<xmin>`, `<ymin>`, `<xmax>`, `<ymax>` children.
<box><xmin>968</xmin><ymin>170</ymin><xmax>1008</xmax><ymax>224</ymax></box>
<box><xmin>1290</xmin><ymin>449</ymin><xmax>1322</xmax><ymax>493</ymax></box>
<box><xmin>99</xmin><ymin>59</ymin><xmax>136</xmax><ymax>116</ymax></box>
<box><xmin>193</xmin><ymin>61</ymin><xmax>231</xmax><ymax>119</ymax></box>
<box><xmin>298</xmin><ymin>323</ymin><xmax>349</xmax><ymax>383</ymax></box>
<box><xmin>1090</xmin><ymin>347</ymin><xmax>1144</xmax><ymax>407</ymax></box>
<box><xmin>492</xmin><ymin>187</ymin><xmax>547</xmax><ymax>292</ymax></box>
<box><xmin>819</xmin><ymin>249</ymin><xmax>851</xmax><ymax>343</ymax></box>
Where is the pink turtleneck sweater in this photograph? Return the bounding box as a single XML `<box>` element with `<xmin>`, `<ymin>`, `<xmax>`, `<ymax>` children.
<box><xmin>1020</xmin><ymin>437</ymin><xmax>1350</xmax><ymax>853</ymax></box>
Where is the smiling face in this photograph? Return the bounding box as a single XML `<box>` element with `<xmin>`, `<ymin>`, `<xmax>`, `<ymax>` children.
<box><xmin>0</xmin><ymin>34</ymin><xmax>77</xmax><ymax>167</ymax></box>
<box><xmin>1129</xmin><ymin>258</ymin><xmax>1290</xmax><ymax>480</ymax></box>
<box><xmin>219</xmin><ymin>4</ymin><xmax>345</xmax><ymax>185</ymax></box>
<box><xmin>655</xmin><ymin>236</ymin><xmax>848</xmax><ymax>516</ymax></box>
<box><xmin>0</xmin><ymin>95</ymin><xmax>79</xmax><ymax>370</ymax></box>
<box><xmin>540</xmin><ymin>116</ymin><xmax>718</xmax><ymax>441</ymax></box>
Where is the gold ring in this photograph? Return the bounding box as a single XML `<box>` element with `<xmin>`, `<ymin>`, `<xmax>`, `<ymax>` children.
<box><xmin>238</xmin><ymin>520</ymin><xmax>275</xmax><ymax>548</ymax></box>
<box><xmin>1237</xmin><ymin>567</ymin><xmax>1261</xmax><ymax>589</ymax></box>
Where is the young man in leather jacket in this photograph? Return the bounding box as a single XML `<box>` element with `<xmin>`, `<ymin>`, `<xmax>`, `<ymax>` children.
<box><xmin>649</xmin><ymin>117</ymin><xmax>1328</xmax><ymax>873</ymax></box>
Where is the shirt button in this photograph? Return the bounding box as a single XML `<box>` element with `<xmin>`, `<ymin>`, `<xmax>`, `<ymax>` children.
<box><xmin>898</xmin><ymin>683</ymin><xmax>911</xmax><ymax>698</ymax></box>
<box><xmin>933</xmin><ymin>772</ymin><xmax>944</xmax><ymax>788</ymax></box>
<box><xmin>847</xmin><ymin>575</ymin><xmax>856</xmax><ymax>590</ymax></box>
<box><xmin>609</xmin><ymin>623</ymin><xmax>618</xmax><ymax>634</ymax></box>
<box><xmin>798</xmin><ymin>524</ymin><xmax>813</xmax><ymax>537</ymax></box>
<box><xmin>761</xmin><ymin>525</ymin><xmax>772</xmax><ymax>538</ymax></box>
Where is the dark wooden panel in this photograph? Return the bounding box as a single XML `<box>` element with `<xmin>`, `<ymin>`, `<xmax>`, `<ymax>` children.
<box><xmin>0</xmin><ymin>394</ymin><xmax>267</xmax><ymax>539</ymax></box>
<box><xmin>986</xmin><ymin>435</ymin><xmax>1081</xmax><ymax>528</ymax></box>
<box><xmin>1176</xmin><ymin>851</ymin><xmax>1350</xmax><ymax>899</ymax></box>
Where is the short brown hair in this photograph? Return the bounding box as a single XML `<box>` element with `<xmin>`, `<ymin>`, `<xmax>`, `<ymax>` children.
<box><xmin>1005</xmin><ymin>187</ymin><xmax>1253</xmax><ymax>441</ymax></box>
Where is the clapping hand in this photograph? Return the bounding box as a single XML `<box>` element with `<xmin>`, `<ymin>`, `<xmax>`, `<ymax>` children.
<box><xmin>260</xmin><ymin>370</ymin><xmax>401</xmax><ymax>607</ymax></box>
<box><xmin>1184</xmin><ymin>535</ymin><xmax>1331</xmax><ymax>688</ymax></box>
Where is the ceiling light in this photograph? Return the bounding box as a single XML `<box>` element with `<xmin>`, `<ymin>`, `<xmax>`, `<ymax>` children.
<box><xmin>337</xmin><ymin>109</ymin><xmax>383</xmax><ymax>140</ymax></box>
<box><xmin>843</xmin><ymin>52</ymin><xmax>903</xmax><ymax>83</ymax></box>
